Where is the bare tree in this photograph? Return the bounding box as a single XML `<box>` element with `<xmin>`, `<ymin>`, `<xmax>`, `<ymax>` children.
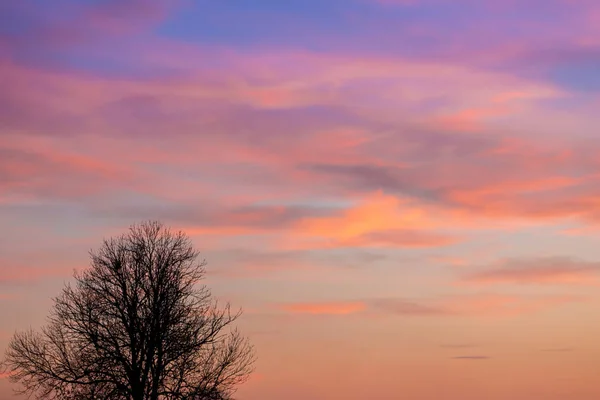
<box><xmin>3</xmin><ymin>221</ymin><xmax>255</xmax><ymax>400</ymax></box>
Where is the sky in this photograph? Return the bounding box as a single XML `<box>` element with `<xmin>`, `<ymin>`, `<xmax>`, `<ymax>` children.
<box><xmin>1</xmin><ymin>0</ymin><xmax>600</xmax><ymax>399</ymax></box>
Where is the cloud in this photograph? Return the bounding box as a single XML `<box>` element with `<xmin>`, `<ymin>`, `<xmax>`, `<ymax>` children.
<box><xmin>0</xmin><ymin>293</ymin><xmax>18</xmax><ymax>300</ymax></box>
<box><xmin>368</xmin><ymin>298</ymin><xmax>447</xmax><ymax>316</ymax></box>
<box><xmin>305</xmin><ymin>162</ymin><xmax>447</xmax><ymax>201</ymax></box>
<box><xmin>205</xmin><ymin>249</ymin><xmax>325</xmax><ymax>278</ymax></box>
<box><xmin>279</xmin><ymin>301</ymin><xmax>367</xmax><ymax>315</ymax></box>
<box><xmin>3</xmin><ymin>44</ymin><xmax>600</xmax><ymax>297</ymax></box>
<box><xmin>0</xmin><ymin>371</ymin><xmax>13</xmax><ymax>380</ymax></box>
<box><xmin>278</xmin><ymin>293</ymin><xmax>583</xmax><ymax>318</ymax></box>
<box><xmin>441</xmin><ymin>294</ymin><xmax>584</xmax><ymax>316</ymax></box>
<box><xmin>451</xmin><ymin>356</ymin><xmax>490</xmax><ymax>360</ymax></box>
<box><xmin>372</xmin><ymin>295</ymin><xmax>579</xmax><ymax>317</ymax></box>
<box><xmin>0</xmin><ymin>143</ymin><xmax>137</xmax><ymax>201</ymax></box>
<box><xmin>0</xmin><ymin>261</ymin><xmax>77</xmax><ymax>285</ymax></box>
<box><xmin>94</xmin><ymin>202</ymin><xmax>340</xmax><ymax>234</ymax></box>
<box><xmin>204</xmin><ymin>247</ymin><xmax>390</xmax><ymax>279</ymax></box>
<box><xmin>306</xmin><ymin>139</ymin><xmax>600</xmax><ymax>224</ymax></box>
<box><xmin>2</xmin><ymin>46</ymin><xmax>596</xmax><ymax>230</ymax></box>
<box><xmin>461</xmin><ymin>257</ymin><xmax>600</xmax><ymax>286</ymax></box>
<box><xmin>541</xmin><ymin>347</ymin><xmax>574</xmax><ymax>352</ymax></box>
<box><xmin>286</xmin><ymin>192</ymin><xmax>461</xmax><ymax>250</ymax></box>
<box><xmin>341</xmin><ymin>229</ymin><xmax>458</xmax><ymax>248</ymax></box>
<box><xmin>0</xmin><ymin>0</ymin><xmax>182</xmax><ymax>60</ymax></box>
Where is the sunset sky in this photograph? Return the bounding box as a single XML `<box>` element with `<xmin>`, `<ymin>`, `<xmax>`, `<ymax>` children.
<box><xmin>2</xmin><ymin>1</ymin><xmax>600</xmax><ymax>399</ymax></box>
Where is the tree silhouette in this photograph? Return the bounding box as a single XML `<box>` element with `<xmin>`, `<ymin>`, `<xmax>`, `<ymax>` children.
<box><xmin>3</xmin><ymin>221</ymin><xmax>255</xmax><ymax>400</ymax></box>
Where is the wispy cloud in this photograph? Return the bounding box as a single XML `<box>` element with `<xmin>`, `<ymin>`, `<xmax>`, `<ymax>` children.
<box><xmin>368</xmin><ymin>298</ymin><xmax>447</xmax><ymax>316</ymax></box>
<box><xmin>461</xmin><ymin>257</ymin><xmax>600</xmax><ymax>286</ymax></box>
<box><xmin>451</xmin><ymin>356</ymin><xmax>491</xmax><ymax>360</ymax></box>
<box><xmin>279</xmin><ymin>301</ymin><xmax>367</xmax><ymax>315</ymax></box>
<box><xmin>440</xmin><ymin>344</ymin><xmax>479</xmax><ymax>349</ymax></box>
<box><xmin>0</xmin><ymin>262</ymin><xmax>79</xmax><ymax>285</ymax></box>
<box><xmin>372</xmin><ymin>294</ymin><xmax>584</xmax><ymax>317</ymax></box>
<box><xmin>540</xmin><ymin>347</ymin><xmax>574</xmax><ymax>352</ymax></box>
<box><xmin>277</xmin><ymin>293</ymin><xmax>583</xmax><ymax>318</ymax></box>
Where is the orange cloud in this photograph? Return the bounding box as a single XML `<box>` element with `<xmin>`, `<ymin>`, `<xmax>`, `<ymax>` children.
<box><xmin>0</xmin><ymin>371</ymin><xmax>13</xmax><ymax>380</ymax></box>
<box><xmin>296</xmin><ymin>192</ymin><xmax>420</xmax><ymax>236</ymax></box>
<box><xmin>429</xmin><ymin>256</ymin><xmax>469</xmax><ymax>267</ymax></box>
<box><xmin>288</xmin><ymin>191</ymin><xmax>458</xmax><ymax>249</ymax></box>
<box><xmin>280</xmin><ymin>301</ymin><xmax>366</xmax><ymax>315</ymax></box>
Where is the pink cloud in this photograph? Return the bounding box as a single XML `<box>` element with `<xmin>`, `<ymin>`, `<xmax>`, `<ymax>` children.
<box><xmin>0</xmin><ymin>138</ymin><xmax>138</xmax><ymax>201</ymax></box>
<box><xmin>442</xmin><ymin>294</ymin><xmax>585</xmax><ymax>316</ymax></box>
<box><xmin>3</xmin><ymin>45</ymin><xmax>600</xmax><ymax>247</ymax></box>
<box><xmin>278</xmin><ymin>293</ymin><xmax>583</xmax><ymax>318</ymax></box>
<box><xmin>461</xmin><ymin>257</ymin><xmax>600</xmax><ymax>286</ymax></box>
<box><xmin>0</xmin><ymin>261</ymin><xmax>79</xmax><ymax>285</ymax></box>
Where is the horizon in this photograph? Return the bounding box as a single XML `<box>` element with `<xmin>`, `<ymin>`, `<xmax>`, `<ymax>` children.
<box><xmin>1</xmin><ymin>1</ymin><xmax>600</xmax><ymax>399</ymax></box>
